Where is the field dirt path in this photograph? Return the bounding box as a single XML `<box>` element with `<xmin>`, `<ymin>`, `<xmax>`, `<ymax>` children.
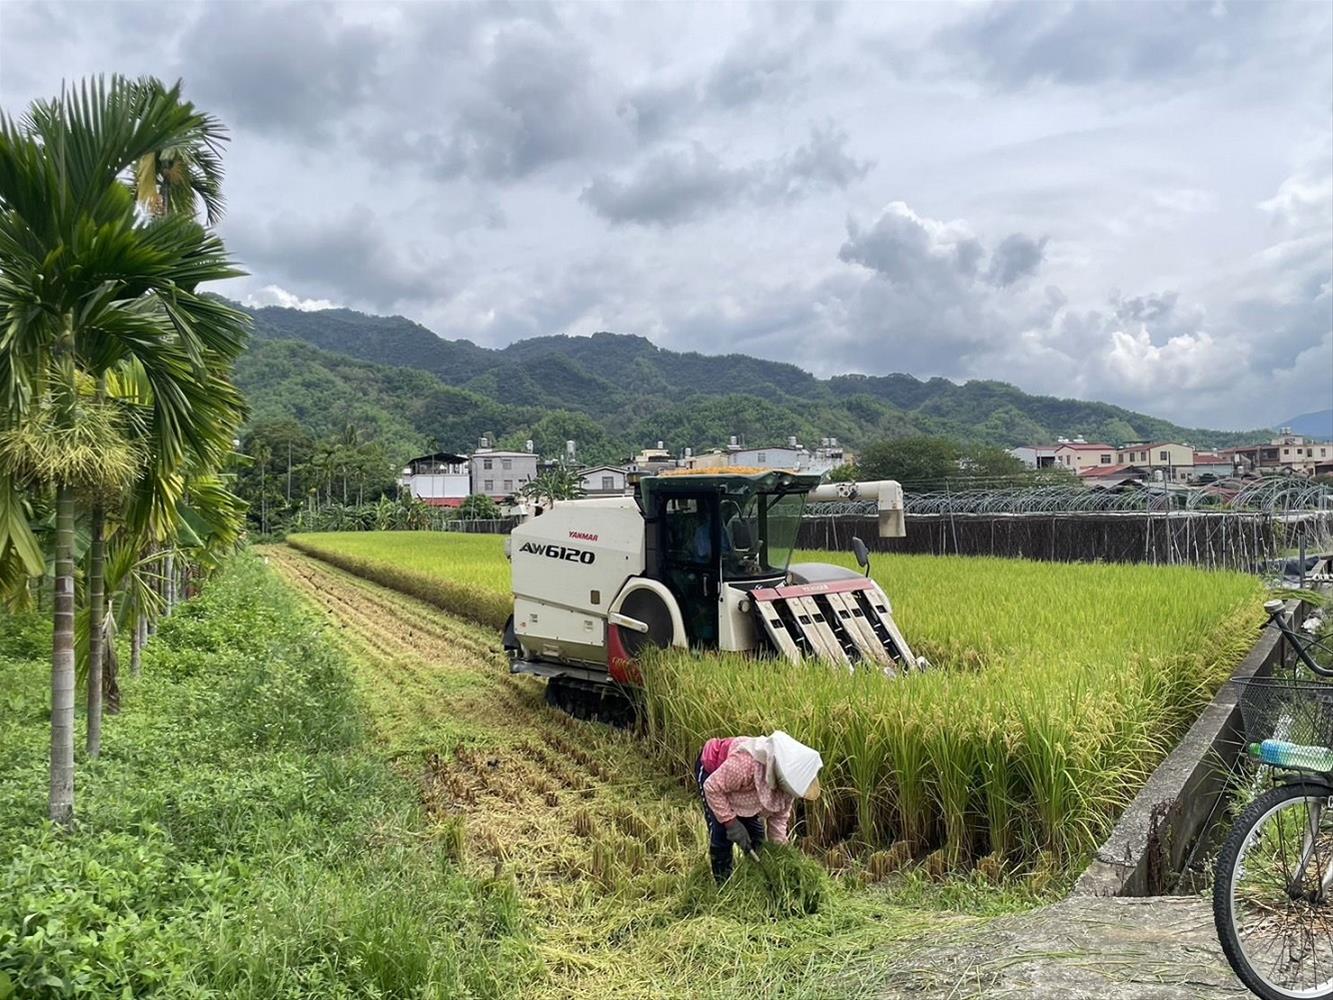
<box><xmin>262</xmin><ymin>544</ymin><xmax>1245</xmax><ymax>999</ymax></box>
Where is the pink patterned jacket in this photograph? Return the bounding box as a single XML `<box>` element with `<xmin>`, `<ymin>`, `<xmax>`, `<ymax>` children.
<box><xmin>699</xmin><ymin>737</ymin><xmax>793</xmax><ymax>844</ymax></box>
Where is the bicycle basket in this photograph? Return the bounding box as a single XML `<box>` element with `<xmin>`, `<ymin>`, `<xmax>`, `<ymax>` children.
<box><xmin>1237</xmin><ymin>677</ymin><xmax>1333</xmax><ymax>771</ymax></box>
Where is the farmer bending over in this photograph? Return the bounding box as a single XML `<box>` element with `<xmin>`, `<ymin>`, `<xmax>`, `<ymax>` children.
<box><xmin>696</xmin><ymin>731</ymin><xmax>823</xmax><ymax>882</ymax></box>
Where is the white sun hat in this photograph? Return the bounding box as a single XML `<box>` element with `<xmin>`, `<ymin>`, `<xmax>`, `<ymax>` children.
<box><xmin>769</xmin><ymin>730</ymin><xmax>823</xmax><ymax>799</ymax></box>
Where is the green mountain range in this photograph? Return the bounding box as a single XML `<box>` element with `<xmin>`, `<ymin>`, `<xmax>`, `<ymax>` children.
<box><xmin>234</xmin><ymin>302</ymin><xmax>1267</xmax><ymax>467</ymax></box>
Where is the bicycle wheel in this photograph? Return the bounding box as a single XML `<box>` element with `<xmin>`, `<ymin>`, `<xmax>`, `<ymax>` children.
<box><xmin>1215</xmin><ymin>782</ymin><xmax>1333</xmax><ymax>999</ymax></box>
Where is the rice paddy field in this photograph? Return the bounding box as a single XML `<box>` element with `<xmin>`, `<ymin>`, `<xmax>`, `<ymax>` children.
<box><xmin>287</xmin><ymin>530</ymin><xmax>1266</xmax><ymax>881</ymax></box>
<box><xmin>262</xmin><ymin>544</ymin><xmax>989</xmax><ymax>998</ymax></box>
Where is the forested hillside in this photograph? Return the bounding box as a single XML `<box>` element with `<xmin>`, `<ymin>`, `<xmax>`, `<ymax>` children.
<box><xmin>237</xmin><ymin>302</ymin><xmax>1265</xmax><ymax>465</ymax></box>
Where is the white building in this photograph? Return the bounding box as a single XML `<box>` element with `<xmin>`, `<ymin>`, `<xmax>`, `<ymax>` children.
<box><xmin>577</xmin><ymin>465</ymin><xmax>628</xmax><ymax>496</ymax></box>
<box><xmin>681</xmin><ymin>435</ymin><xmax>851</xmax><ymax>475</ymax></box>
<box><xmin>728</xmin><ymin>446</ymin><xmax>802</xmax><ymax>469</ymax></box>
<box><xmin>399</xmin><ymin>452</ymin><xmax>470</xmax><ymax>508</ymax></box>
<box><xmin>1009</xmin><ymin>445</ymin><xmax>1059</xmax><ymax>469</ymax></box>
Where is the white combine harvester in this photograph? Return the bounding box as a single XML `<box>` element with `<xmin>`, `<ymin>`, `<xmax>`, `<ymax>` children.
<box><xmin>503</xmin><ymin>469</ymin><xmax>922</xmax><ymax>718</ymax></box>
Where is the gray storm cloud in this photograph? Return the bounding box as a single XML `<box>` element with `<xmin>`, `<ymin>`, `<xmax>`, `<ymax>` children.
<box><xmin>2</xmin><ymin>0</ymin><xmax>1327</xmax><ymax>428</ymax></box>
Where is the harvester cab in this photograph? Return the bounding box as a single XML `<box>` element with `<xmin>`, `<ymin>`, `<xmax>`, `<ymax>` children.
<box><xmin>503</xmin><ymin>468</ymin><xmax>920</xmax><ymax>717</ymax></box>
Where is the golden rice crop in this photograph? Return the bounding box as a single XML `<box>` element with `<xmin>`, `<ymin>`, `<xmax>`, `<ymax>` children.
<box><xmin>286</xmin><ymin>531</ymin><xmax>510</xmax><ymax>629</ymax></box>
<box><xmin>643</xmin><ymin>552</ymin><xmax>1265</xmax><ymax>876</ymax></box>
<box><xmin>286</xmin><ymin>533</ymin><xmax>1266</xmax><ymax>878</ymax></box>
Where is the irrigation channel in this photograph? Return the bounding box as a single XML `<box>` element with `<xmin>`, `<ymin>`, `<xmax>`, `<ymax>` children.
<box><xmin>264</xmin><ymin>543</ymin><xmax>1251</xmax><ymax>999</ymax></box>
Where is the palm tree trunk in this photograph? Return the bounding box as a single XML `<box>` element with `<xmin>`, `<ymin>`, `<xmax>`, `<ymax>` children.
<box><xmin>132</xmin><ymin>612</ymin><xmax>144</xmax><ymax>677</ymax></box>
<box><xmin>164</xmin><ymin>549</ymin><xmax>175</xmax><ymax>615</ymax></box>
<box><xmin>50</xmin><ymin>483</ymin><xmax>75</xmax><ymax>825</ymax></box>
<box><xmin>87</xmin><ymin>504</ymin><xmax>105</xmax><ymax>758</ymax></box>
<box><xmin>103</xmin><ymin>598</ymin><xmax>120</xmax><ymax>715</ymax></box>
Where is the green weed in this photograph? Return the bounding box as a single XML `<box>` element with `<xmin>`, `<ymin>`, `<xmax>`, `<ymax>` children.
<box><xmin>0</xmin><ymin>554</ymin><xmax>532</xmax><ymax>999</ymax></box>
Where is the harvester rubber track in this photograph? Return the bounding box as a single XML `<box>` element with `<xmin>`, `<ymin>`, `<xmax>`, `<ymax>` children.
<box><xmin>544</xmin><ymin>676</ymin><xmax>638</xmax><ymax>728</ymax></box>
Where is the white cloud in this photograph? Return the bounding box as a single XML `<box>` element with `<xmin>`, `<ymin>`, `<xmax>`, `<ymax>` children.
<box><xmin>243</xmin><ymin>285</ymin><xmax>341</xmax><ymax>312</ymax></box>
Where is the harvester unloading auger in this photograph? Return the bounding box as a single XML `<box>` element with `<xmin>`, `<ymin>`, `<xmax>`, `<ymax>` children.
<box><xmin>503</xmin><ymin>469</ymin><xmax>924</xmax><ymax>719</ymax></box>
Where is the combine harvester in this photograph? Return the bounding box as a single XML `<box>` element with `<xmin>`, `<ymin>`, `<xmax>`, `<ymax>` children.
<box><xmin>503</xmin><ymin>468</ymin><xmax>923</xmax><ymax>718</ymax></box>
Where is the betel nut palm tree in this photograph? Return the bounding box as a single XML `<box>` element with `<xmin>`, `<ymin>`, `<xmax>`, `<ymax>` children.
<box><xmin>0</xmin><ymin>76</ymin><xmax>249</xmax><ymax>823</ymax></box>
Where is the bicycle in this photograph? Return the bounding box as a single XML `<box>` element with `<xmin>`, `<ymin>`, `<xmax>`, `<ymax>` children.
<box><xmin>1213</xmin><ymin>606</ymin><xmax>1333</xmax><ymax>999</ymax></box>
<box><xmin>1265</xmin><ymin>598</ymin><xmax>1333</xmax><ymax>679</ymax></box>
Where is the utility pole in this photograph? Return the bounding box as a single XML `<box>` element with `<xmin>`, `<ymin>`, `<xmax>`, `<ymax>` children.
<box><xmin>286</xmin><ymin>440</ymin><xmax>292</xmax><ymax>504</ymax></box>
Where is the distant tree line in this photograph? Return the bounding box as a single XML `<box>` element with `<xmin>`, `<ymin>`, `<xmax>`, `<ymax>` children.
<box><xmin>831</xmin><ymin>436</ymin><xmax>1076</xmax><ymax>491</ymax></box>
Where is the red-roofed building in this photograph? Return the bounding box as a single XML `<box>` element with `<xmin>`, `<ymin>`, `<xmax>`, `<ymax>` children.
<box><xmin>1054</xmin><ymin>442</ymin><xmax>1116</xmax><ymax>472</ymax></box>
<box><xmin>1192</xmin><ymin>451</ymin><xmax>1237</xmax><ymax>480</ymax></box>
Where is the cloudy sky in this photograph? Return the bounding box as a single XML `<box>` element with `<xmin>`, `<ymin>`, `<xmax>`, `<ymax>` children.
<box><xmin>2</xmin><ymin>1</ymin><xmax>1330</xmax><ymax>430</ymax></box>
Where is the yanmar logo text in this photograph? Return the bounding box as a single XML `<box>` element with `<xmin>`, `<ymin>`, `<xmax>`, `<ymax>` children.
<box><xmin>518</xmin><ymin>541</ymin><xmax>595</xmax><ymax>565</ymax></box>
<box><xmin>569</xmin><ymin>530</ymin><xmax>598</xmax><ymax>542</ymax></box>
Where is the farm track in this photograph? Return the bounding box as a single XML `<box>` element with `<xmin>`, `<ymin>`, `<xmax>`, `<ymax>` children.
<box><xmin>262</xmin><ymin>545</ymin><xmax>709</xmax><ymax>979</ymax></box>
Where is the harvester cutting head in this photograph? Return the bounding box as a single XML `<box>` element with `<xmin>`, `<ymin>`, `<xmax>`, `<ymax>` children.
<box><xmin>503</xmin><ymin>467</ymin><xmax>921</xmax><ymax>714</ymax></box>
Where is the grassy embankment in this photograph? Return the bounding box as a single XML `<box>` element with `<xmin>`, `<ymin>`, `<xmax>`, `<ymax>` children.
<box><xmin>287</xmin><ymin>530</ymin><xmax>1266</xmax><ymax>879</ymax></box>
<box><xmin>0</xmin><ymin>555</ymin><xmax>531</xmax><ymax>999</ymax></box>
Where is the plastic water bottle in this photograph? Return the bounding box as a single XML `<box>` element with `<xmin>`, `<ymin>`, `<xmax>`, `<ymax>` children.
<box><xmin>1256</xmin><ymin>739</ymin><xmax>1333</xmax><ymax>772</ymax></box>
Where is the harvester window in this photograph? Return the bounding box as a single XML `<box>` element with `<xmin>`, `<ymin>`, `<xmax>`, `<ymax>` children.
<box><xmin>721</xmin><ymin>491</ymin><xmax>804</xmax><ymax>580</ymax></box>
<box><xmin>664</xmin><ymin>498</ymin><xmax>715</xmax><ymax>565</ymax></box>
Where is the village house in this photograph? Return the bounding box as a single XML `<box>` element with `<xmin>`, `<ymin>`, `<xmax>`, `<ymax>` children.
<box><xmin>1053</xmin><ymin>441</ymin><xmax>1117</xmax><ymax>472</ymax></box>
<box><xmin>1191</xmin><ymin>451</ymin><xmax>1237</xmax><ymax>480</ymax></box>
<box><xmin>1115</xmin><ymin>442</ymin><xmax>1195</xmax><ymax>483</ymax></box>
<box><xmin>1226</xmin><ymin>430</ymin><xmax>1333</xmax><ymax>476</ymax></box>
<box><xmin>577</xmin><ymin>465</ymin><xmax>629</xmax><ymax>496</ymax></box>
<box><xmin>1078</xmin><ymin>464</ymin><xmax>1149</xmax><ymax>488</ymax></box>
<box><xmin>398</xmin><ymin>452</ymin><xmax>471</xmax><ymax>507</ymax></box>
<box><xmin>682</xmin><ymin>435</ymin><xmax>852</xmax><ymax>475</ymax></box>
<box><xmin>470</xmin><ymin>441</ymin><xmax>538</xmax><ymax>500</ymax></box>
<box><xmin>1009</xmin><ymin>445</ymin><xmax>1059</xmax><ymax>469</ymax></box>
